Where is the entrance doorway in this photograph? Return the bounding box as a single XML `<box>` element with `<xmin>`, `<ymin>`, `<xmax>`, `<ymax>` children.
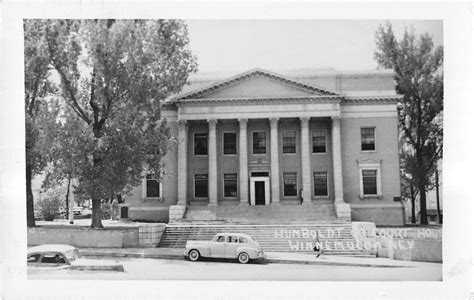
<box><xmin>255</xmin><ymin>181</ymin><xmax>265</xmax><ymax>205</ymax></box>
<box><xmin>249</xmin><ymin>176</ymin><xmax>270</xmax><ymax>205</ymax></box>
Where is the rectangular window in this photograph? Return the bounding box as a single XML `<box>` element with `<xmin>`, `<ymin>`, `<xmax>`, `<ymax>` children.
<box><xmin>282</xmin><ymin>131</ymin><xmax>296</xmax><ymax>153</ymax></box>
<box><xmin>313</xmin><ymin>172</ymin><xmax>328</xmax><ymax>196</ymax></box>
<box><xmin>362</xmin><ymin>170</ymin><xmax>378</xmax><ymax>195</ymax></box>
<box><xmin>283</xmin><ymin>173</ymin><xmax>297</xmax><ymax>197</ymax></box>
<box><xmin>223</xmin><ymin>173</ymin><xmax>238</xmax><ymax>197</ymax></box>
<box><xmin>361</xmin><ymin>127</ymin><xmax>375</xmax><ymax>151</ymax></box>
<box><xmin>194</xmin><ymin>133</ymin><xmax>208</xmax><ymax>155</ymax></box>
<box><xmin>194</xmin><ymin>174</ymin><xmax>208</xmax><ymax>198</ymax></box>
<box><xmin>146</xmin><ymin>174</ymin><xmax>160</xmax><ymax>198</ymax></box>
<box><xmin>253</xmin><ymin>132</ymin><xmax>266</xmax><ymax>154</ymax></box>
<box><xmin>223</xmin><ymin>132</ymin><xmax>237</xmax><ymax>155</ymax></box>
<box><xmin>312</xmin><ymin>130</ymin><xmax>326</xmax><ymax>153</ymax></box>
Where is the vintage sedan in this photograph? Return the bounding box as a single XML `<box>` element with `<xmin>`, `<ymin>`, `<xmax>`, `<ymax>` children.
<box><xmin>185</xmin><ymin>233</ymin><xmax>266</xmax><ymax>264</ymax></box>
<box><xmin>27</xmin><ymin>245</ymin><xmax>124</xmax><ymax>271</ymax></box>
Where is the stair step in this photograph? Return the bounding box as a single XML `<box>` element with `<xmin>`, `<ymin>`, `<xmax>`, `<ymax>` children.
<box><xmin>158</xmin><ymin>223</ymin><xmax>370</xmax><ymax>257</ymax></box>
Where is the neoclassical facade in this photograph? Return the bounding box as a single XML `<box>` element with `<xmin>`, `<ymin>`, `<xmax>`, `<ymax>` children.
<box><xmin>124</xmin><ymin>68</ymin><xmax>405</xmax><ymax>225</ymax></box>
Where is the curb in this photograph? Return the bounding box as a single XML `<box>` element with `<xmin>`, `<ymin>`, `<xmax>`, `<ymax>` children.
<box><xmin>81</xmin><ymin>251</ymin><xmax>408</xmax><ymax>268</ymax></box>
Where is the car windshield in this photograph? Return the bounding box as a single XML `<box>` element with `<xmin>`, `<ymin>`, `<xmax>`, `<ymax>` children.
<box><xmin>64</xmin><ymin>249</ymin><xmax>82</xmax><ymax>261</ymax></box>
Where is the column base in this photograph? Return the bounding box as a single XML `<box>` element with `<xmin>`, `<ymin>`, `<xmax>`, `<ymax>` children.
<box><xmin>169</xmin><ymin>205</ymin><xmax>187</xmax><ymax>221</ymax></box>
<box><xmin>301</xmin><ymin>201</ymin><xmax>313</xmax><ymax>206</ymax></box>
<box><xmin>239</xmin><ymin>202</ymin><xmax>249</xmax><ymax>206</ymax></box>
<box><xmin>207</xmin><ymin>202</ymin><xmax>218</xmax><ymax>206</ymax></box>
<box><xmin>335</xmin><ymin>202</ymin><xmax>351</xmax><ymax>221</ymax></box>
<box><xmin>271</xmin><ymin>202</ymin><xmax>281</xmax><ymax>205</ymax></box>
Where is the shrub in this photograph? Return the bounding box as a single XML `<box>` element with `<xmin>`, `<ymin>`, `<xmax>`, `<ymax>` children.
<box><xmin>37</xmin><ymin>188</ymin><xmax>64</xmax><ymax>221</ymax></box>
<box><xmin>102</xmin><ymin>202</ymin><xmax>111</xmax><ymax>220</ymax></box>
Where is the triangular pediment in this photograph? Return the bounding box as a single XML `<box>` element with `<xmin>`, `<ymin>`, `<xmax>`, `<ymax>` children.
<box><xmin>176</xmin><ymin>69</ymin><xmax>338</xmax><ymax>100</ymax></box>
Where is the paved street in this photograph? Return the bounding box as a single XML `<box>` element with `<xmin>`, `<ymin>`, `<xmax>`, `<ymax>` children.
<box><xmin>28</xmin><ymin>257</ymin><xmax>442</xmax><ymax>281</ymax></box>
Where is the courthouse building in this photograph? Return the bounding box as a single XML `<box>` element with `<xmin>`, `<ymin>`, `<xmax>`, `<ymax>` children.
<box><xmin>123</xmin><ymin>68</ymin><xmax>405</xmax><ymax>226</ymax></box>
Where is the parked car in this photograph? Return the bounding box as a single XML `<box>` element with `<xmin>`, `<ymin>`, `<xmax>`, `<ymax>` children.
<box><xmin>185</xmin><ymin>233</ymin><xmax>266</xmax><ymax>264</ymax></box>
<box><xmin>27</xmin><ymin>245</ymin><xmax>124</xmax><ymax>271</ymax></box>
<box><xmin>73</xmin><ymin>207</ymin><xmax>92</xmax><ymax>217</ymax></box>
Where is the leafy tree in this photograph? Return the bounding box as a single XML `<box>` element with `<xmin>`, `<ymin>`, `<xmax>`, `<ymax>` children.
<box><xmin>39</xmin><ymin>19</ymin><xmax>197</xmax><ymax>228</ymax></box>
<box><xmin>375</xmin><ymin>23</ymin><xmax>443</xmax><ymax>224</ymax></box>
<box><xmin>24</xmin><ymin>20</ymin><xmax>59</xmax><ymax>227</ymax></box>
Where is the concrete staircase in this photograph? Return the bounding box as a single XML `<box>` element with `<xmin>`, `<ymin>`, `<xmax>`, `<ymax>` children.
<box><xmin>182</xmin><ymin>204</ymin><xmax>338</xmax><ymax>223</ymax></box>
<box><xmin>159</xmin><ymin>223</ymin><xmax>373</xmax><ymax>257</ymax></box>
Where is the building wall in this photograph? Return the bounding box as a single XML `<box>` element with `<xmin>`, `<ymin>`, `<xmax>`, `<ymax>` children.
<box><xmin>187</xmin><ymin>121</ymin><xmax>209</xmax><ymax>202</ymax></box>
<box><xmin>124</xmin><ymin>108</ymin><xmax>179</xmax><ymax>222</ymax></box>
<box><xmin>339</xmin><ymin>111</ymin><xmax>403</xmax><ymax>225</ymax></box>
<box><xmin>216</xmin><ymin>119</ymin><xmax>240</xmax><ymax>201</ymax></box>
<box><xmin>278</xmin><ymin>118</ymin><xmax>301</xmax><ymax>201</ymax></box>
<box><xmin>308</xmin><ymin>118</ymin><xmax>334</xmax><ymax>201</ymax></box>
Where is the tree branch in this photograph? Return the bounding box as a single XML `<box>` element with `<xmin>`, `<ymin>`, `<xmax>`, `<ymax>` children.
<box><xmin>52</xmin><ymin>62</ymin><xmax>91</xmax><ymax>124</ymax></box>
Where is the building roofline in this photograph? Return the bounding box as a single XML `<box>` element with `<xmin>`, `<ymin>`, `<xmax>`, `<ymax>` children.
<box><xmin>173</xmin><ymin>68</ymin><xmax>340</xmax><ymax>101</ymax></box>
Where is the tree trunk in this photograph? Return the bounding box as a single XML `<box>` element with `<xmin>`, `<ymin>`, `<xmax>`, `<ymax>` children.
<box><xmin>410</xmin><ymin>184</ymin><xmax>416</xmax><ymax>224</ymax></box>
<box><xmin>418</xmin><ymin>181</ymin><xmax>428</xmax><ymax>225</ymax></box>
<box><xmin>65</xmin><ymin>177</ymin><xmax>71</xmax><ymax>215</ymax></box>
<box><xmin>26</xmin><ymin>164</ymin><xmax>36</xmax><ymax>227</ymax></box>
<box><xmin>90</xmin><ymin>198</ymin><xmax>104</xmax><ymax>228</ymax></box>
<box><xmin>435</xmin><ymin>169</ymin><xmax>442</xmax><ymax>224</ymax></box>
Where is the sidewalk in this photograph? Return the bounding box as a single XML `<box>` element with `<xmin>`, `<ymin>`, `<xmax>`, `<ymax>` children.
<box><xmin>79</xmin><ymin>247</ymin><xmax>434</xmax><ymax>268</ymax></box>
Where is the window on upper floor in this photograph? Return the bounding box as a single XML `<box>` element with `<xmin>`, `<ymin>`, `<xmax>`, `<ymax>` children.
<box><xmin>282</xmin><ymin>131</ymin><xmax>296</xmax><ymax>154</ymax></box>
<box><xmin>361</xmin><ymin>127</ymin><xmax>376</xmax><ymax>151</ymax></box>
<box><xmin>223</xmin><ymin>132</ymin><xmax>237</xmax><ymax>155</ymax></box>
<box><xmin>312</xmin><ymin>130</ymin><xmax>327</xmax><ymax>153</ymax></box>
<box><xmin>194</xmin><ymin>133</ymin><xmax>208</xmax><ymax>155</ymax></box>
<box><xmin>253</xmin><ymin>132</ymin><xmax>266</xmax><ymax>154</ymax></box>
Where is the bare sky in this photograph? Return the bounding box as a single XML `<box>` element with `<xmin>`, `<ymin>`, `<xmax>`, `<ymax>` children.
<box><xmin>185</xmin><ymin>20</ymin><xmax>443</xmax><ymax>73</ymax></box>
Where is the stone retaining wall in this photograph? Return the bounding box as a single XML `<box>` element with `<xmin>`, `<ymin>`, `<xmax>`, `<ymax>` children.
<box><xmin>138</xmin><ymin>224</ymin><xmax>166</xmax><ymax>247</ymax></box>
<box><xmin>351</xmin><ymin>222</ymin><xmax>442</xmax><ymax>263</ymax></box>
<box><xmin>28</xmin><ymin>223</ymin><xmax>168</xmax><ymax>248</ymax></box>
<box><xmin>28</xmin><ymin>226</ymin><xmax>140</xmax><ymax>248</ymax></box>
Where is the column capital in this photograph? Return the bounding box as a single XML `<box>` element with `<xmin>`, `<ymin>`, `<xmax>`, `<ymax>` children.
<box><xmin>208</xmin><ymin>119</ymin><xmax>217</xmax><ymax>127</ymax></box>
<box><xmin>269</xmin><ymin>117</ymin><xmax>279</xmax><ymax>127</ymax></box>
<box><xmin>238</xmin><ymin>118</ymin><xmax>249</xmax><ymax>128</ymax></box>
<box><xmin>300</xmin><ymin>116</ymin><xmax>310</xmax><ymax>127</ymax></box>
<box><xmin>177</xmin><ymin>119</ymin><xmax>187</xmax><ymax>130</ymax></box>
<box><xmin>331</xmin><ymin>116</ymin><xmax>341</xmax><ymax>128</ymax></box>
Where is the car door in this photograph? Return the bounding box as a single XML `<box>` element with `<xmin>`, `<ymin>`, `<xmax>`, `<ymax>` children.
<box><xmin>211</xmin><ymin>235</ymin><xmax>227</xmax><ymax>258</ymax></box>
<box><xmin>225</xmin><ymin>236</ymin><xmax>240</xmax><ymax>258</ymax></box>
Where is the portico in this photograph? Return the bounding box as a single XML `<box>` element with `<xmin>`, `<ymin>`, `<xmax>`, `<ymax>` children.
<box><xmin>176</xmin><ymin>113</ymin><xmax>345</xmax><ymax>208</ymax></box>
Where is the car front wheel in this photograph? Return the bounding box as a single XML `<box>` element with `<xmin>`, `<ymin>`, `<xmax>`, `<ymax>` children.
<box><xmin>188</xmin><ymin>249</ymin><xmax>200</xmax><ymax>262</ymax></box>
<box><xmin>238</xmin><ymin>252</ymin><xmax>250</xmax><ymax>264</ymax></box>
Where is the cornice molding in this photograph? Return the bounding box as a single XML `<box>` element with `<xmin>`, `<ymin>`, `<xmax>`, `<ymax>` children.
<box><xmin>174</xmin><ymin>96</ymin><xmax>343</xmax><ymax>106</ymax></box>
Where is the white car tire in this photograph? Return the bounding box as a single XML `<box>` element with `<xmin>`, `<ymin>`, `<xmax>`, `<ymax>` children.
<box><xmin>238</xmin><ymin>252</ymin><xmax>250</xmax><ymax>264</ymax></box>
<box><xmin>188</xmin><ymin>249</ymin><xmax>200</xmax><ymax>262</ymax></box>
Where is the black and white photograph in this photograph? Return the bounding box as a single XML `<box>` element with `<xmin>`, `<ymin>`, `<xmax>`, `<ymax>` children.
<box><xmin>1</xmin><ymin>1</ymin><xmax>473</xmax><ymax>299</ymax></box>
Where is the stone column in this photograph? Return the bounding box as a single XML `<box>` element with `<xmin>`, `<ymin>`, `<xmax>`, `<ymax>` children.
<box><xmin>332</xmin><ymin>116</ymin><xmax>350</xmax><ymax>220</ymax></box>
<box><xmin>177</xmin><ymin>119</ymin><xmax>188</xmax><ymax>206</ymax></box>
<box><xmin>270</xmin><ymin>117</ymin><xmax>280</xmax><ymax>204</ymax></box>
<box><xmin>331</xmin><ymin>116</ymin><xmax>344</xmax><ymax>203</ymax></box>
<box><xmin>239</xmin><ymin>118</ymin><xmax>249</xmax><ymax>205</ymax></box>
<box><xmin>208</xmin><ymin>119</ymin><xmax>218</xmax><ymax>206</ymax></box>
<box><xmin>300</xmin><ymin>117</ymin><xmax>312</xmax><ymax>204</ymax></box>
